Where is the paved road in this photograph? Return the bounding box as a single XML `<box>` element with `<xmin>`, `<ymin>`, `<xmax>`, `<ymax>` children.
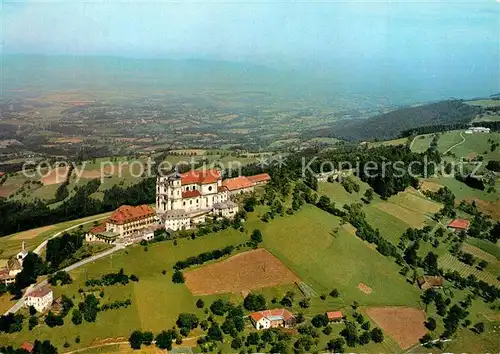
<box><xmin>443</xmin><ymin>131</ymin><xmax>466</xmax><ymax>155</ymax></box>
<box><xmin>33</xmin><ymin>215</ymin><xmax>109</xmax><ymax>255</ymax></box>
<box><xmin>4</xmin><ymin>244</ymin><xmax>125</xmax><ymax>315</ymax></box>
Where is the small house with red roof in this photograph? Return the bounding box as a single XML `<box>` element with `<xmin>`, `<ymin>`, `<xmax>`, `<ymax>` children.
<box><xmin>20</xmin><ymin>341</ymin><xmax>34</xmax><ymax>353</ymax></box>
<box><xmin>447</xmin><ymin>219</ymin><xmax>470</xmax><ymax>232</ymax></box>
<box><xmin>249</xmin><ymin>309</ymin><xmax>295</xmax><ymax>330</ymax></box>
<box><xmin>25</xmin><ymin>285</ymin><xmax>53</xmax><ymax>312</ymax></box>
<box><xmin>326</xmin><ymin>311</ymin><xmax>344</xmax><ymax>323</ymax></box>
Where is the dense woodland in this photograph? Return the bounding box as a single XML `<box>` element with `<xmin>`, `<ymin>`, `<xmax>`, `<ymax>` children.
<box><xmin>312</xmin><ymin>100</ymin><xmax>481</xmax><ymax>141</ymax></box>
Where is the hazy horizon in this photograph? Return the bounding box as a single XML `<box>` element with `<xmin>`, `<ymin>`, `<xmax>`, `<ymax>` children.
<box><xmin>1</xmin><ymin>0</ymin><xmax>499</xmax><ymax>103</ymax></box>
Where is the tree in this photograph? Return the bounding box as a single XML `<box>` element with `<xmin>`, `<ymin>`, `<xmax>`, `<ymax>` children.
<box><xmin>329</xmin><ymin>289</ymin><xmax>340</xmax><ymax>298</ymax></box>
<box><xmin>280</xmin><ymin>295</ymin><xmax>293</xmax><ymax>307</ymax></box>
<box><xmin>327</xmin><ymin>338</ymin><xmax>345</xmax><ymax>353</ymax></box>
<box><xmin>142</xmin><ymin>331</ymin><xmax>154</xmax><ymax>346</ymax></box>
<box><xmin>246</xmin><ymin>332</ymin><xmax>260</xmax><ymax>346</ymax></box>
<box><xmin>299</xmin><ymin>298</ymin><xmax>310</xmax><ymax>308</ymax></box>
<box><xmin>243</xmin><ymin>293</ymin><xmax>266</xmax><ymax>311</ymax></box>
<box><xmin>423</xmin><ymin>252</ymin><xmax>439</xmax><ymax>275</ymax></box>
<box><xmin>32</xmin><ymin>340</ymin><xmax>58</xmax><ymax>354</ymax></box>
<box><xmin>340</xmin><ymin>321</ymin><xmax>358</xmax><ymax>347</ymax></box>
<box><xmin>45</xmin><ymin>311</ymin><xmax>63</xmax><ymax>327</ymax></box>
<box><xmin>196</xmin><ymin>299</ymin><xmax>205</xmax><ymax>308</ymax></box>
<box><xmin>71</xmin><ymin>309</ymin><xmax>82</xmax><ymax>325</ymax></box>
<box><xmin>358</xmin><ymin>331</ymin><xmax>371</xmax><ymax>345</ymax></box>
<box><xmin>155</xmin><ymin>330</ymin><xmax>174</xmax><ymax>350</ymax></box>
<box><xmin>425</xmin><ymin>317</ymin><xmax>437</xmax><ymax>331</ymax></box>
<box><xmin>371</xmin><ymin>328</ymin><xmax>384</xmax><ymax>343</ymax></box>
<box><xmin>311</xmin><ymin>314</ymin><xmax>329</xmax><ymax>328</ymax></box>
<box><xmin>207</xmin><ymin>323</ymin><xmax>223</xmax><ymax>342</ymax></box>
<box><xmin>473</xmin><ymin>322</ymin><xmax>485</xmax><ymax>334</ymax></box>
<box><xmin>176</xmin><ymin>313</ymin><xmax>199</xmax><ymax>332</ymax></box>
<box><xmin>129</xmin><ymin>330</ymin><xmax>143</xmax><ymax>350</ymax></box>
<box><xmin>250</xmin><ymin>229</ymin><xmax>263</xmax><ymax>244</ymax></box>
<box><xmin>364</xmin><ymin>189</ymin><xmax>374</xmax><ymax>203</ymax></box>
<box><xmin>419</xmin><ymin>333</ymin><xmax>432</xmax><ymax>345</ymax></box>
<box><xmin>231</xmin><ymin>337</ymin><xmax>243</xmax><ymax>349</ymax></box>
<box><xmin>477</xmin><ymin>260</ymin><xmax>488</xmax><ymax>270</ymax></box>
<box><xmin>172</xmin><ymin>270</ymin><xmax>185</xmax><ymax>283</ymax></box>
<box><xmin>361</xmin><ymin>321</ymin><xmax>371</xmax><ymax>331</ymax></box>
<box><xmin>29</xmin><ymin>306</ymin><xmax>37</xmax><ymax>316</ymax></box>
<box><xmin>28</xmin><ymin>316</ymin><xmax>38</xmax><ymax>330</ymax></box>
<box><xmin>210</xmin><ymin>299</ymin><xmax>229</xmax><ymax>316</ymax></box>
<box><xmin>323</xmin><ymin>325</ymin><xmax>333</xmax><ymax>335</ymax></box>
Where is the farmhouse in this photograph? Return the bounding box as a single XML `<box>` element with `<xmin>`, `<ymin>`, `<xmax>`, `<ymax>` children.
<box><xmin>86</xmin><ymin>205</ymin><xmax>158</xmax><ymax>244</ymax></box>
<box><xmin>447</xmin><ymin>219</ymin><xmax>470</xmax><ymax>232</ymax></box>
<box><xmin>0</xmin><ymin>242</ymin><xmax>28</xmax><ymax>285</ymax></box>
<box><xmin>465</xmin><ymin>127</ymin><xmax>490</xmax><ymax>134</ymax></box>
<box><xmin>20</xmin><ymin>341</ymin><xmax>34</xmax><ymax>353</ymax></box>
<box><xmin>417</xmin><ymin>276</ymin><xmax>444</xmax><ymax>291</ymax></box>
<box><xmin>25</xmin><ymin>285</ymin><xmax>53</xmax><ymax>312</ymax></box>
<box><xmin>326</xmin><ymin>311</ymin><xmax>344</xmax><ymax>323</ymax></box>
<box><xmin>249</xmin><ymin>309</ymin><xmax>295</xmax><ymax>330</ymax></box>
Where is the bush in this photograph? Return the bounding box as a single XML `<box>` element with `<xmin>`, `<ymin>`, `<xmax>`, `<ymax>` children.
<box><xmin>196</xmin><ymin>299</ymin><xmax>205</xmax><ymax>308</ymax></box>
<box><xmin>172</xmin><ymin>270</ymin><xmax>185</xmax><ymax>284</ymax></box>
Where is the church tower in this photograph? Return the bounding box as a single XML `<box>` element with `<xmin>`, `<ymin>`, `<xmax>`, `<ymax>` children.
<box><xmin>156</xmin><ymin>170</ymin><xmax>183</xmax><ymax>213</ymax></box>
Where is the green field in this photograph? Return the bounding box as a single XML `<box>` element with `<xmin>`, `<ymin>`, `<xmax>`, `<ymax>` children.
<box><xmin>424</xmin><ymin>176</ymin><xmax>498</xmax><ymax>202</ymax></box>
<box><xmin>466</xmin><ymin>238</ymin><xmax>500</xmax><ymax>260</ymax></box>
<box><xmin>410</xmin><ymin>134</ymin><xmax>434</xmax><ymax>153</ymax></box>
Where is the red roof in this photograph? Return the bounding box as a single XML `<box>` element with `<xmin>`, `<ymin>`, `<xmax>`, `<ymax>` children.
<box><xmin>448</xmin><ymin>219</ymin><xmax>470</xmax><ymax>230</ymax></box>
<box><xmin>182</xmin><ymin>190</ymin><xmax>201</xmax><ymax>198</ymax></box>
<box><xmin>20</xmin><ymin>341</ymin><xmax>34</xmax><ymax>353</ymax></box>
<box><xmin>247</xmin><ymin>173</ymin><xmax>271</xmax><ymax>184</ymax></box>
<box><xmin>250</xmin><ymin>308</ymin><xmax>294</xmax><ymax>322</ymax></box>
<box><xmin>108</xmin><ymin>205</ymin><xmax>155</xmax><ymax>225</ymax></box>
<box><xmin>326</xmin><ymin>311</ymin><xmax>343</xmax><ymax>320</ymax></box>
<box><xmin>0</xmin><ymin>172</ymin><xmax>5</xmax><ymax>177</ymax></box>
<box><xmin>90</xmin><ymin>223</ymin><xmax>106</xmax><ymax>234</ymax></box>
<box><xmin>27</xmin><ymin>285</ymin><xmax>52</xmax><ymax>298</ymax></box>
<box><xmin>181</xmin><ymin>169</ymin><xmax>221</xmax><ymax>185</ymax></box>
<box><xmin>222</xmin><ymin>176</ymin><xmax>254</xmax><ymax>191</ymax></box>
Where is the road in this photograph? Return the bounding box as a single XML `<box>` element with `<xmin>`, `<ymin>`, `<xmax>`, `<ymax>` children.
<box><xmin>443</xmin><ymin>131</ymin><xmax>466</xmax><ymax>155</ymax></box>
<box><xmin>33</xmin><ymin>215</ymin><xmax>109</xmax><ymax>255</ymax></box>
<box><xmin>4</xmin><ymin>241</ymin><xmax>125</xmax><ymax>315</ymax></box>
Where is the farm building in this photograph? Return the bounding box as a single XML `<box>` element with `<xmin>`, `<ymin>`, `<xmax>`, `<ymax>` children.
<box><xmin>222</xmin><ymin>176</ymin><xmax>255</xmax><ymax>196</ymax></box>
<box><xmin>465</xmin><ymin>127</ymin><xmax>490</xmax><ymax>134</ymax></box>
<box><xmin>20</xmin><ymin>341</ymin><xmax>34</xmax><ymax>353</ymax></box>
<box><xmin>417</xmin><ymin>276</ymin><xmax>444</xmax><ymax>291</ymax></box>
<box><xmin>447</xmin><ymin>219</ymin><xmax>470</xmax><ymax>232</ymax></box>
<box><xmin>249</xmin><ymin>309</ymin><xmax>295</xmax><ymax>330</ymax></box>
<box><xmin>0</xmin><ymin>242</ymin><xmax>28</xmax><ymax>285</ymax></box>
<box><xmin>213</xmin><ymin>200</ymin><xmax>238</xmax><ymax>218</ymax></box>
<box><xmin>25</xmin><ymin>285</ymin><xmax>53</xmax><ymax>312</ymax></box>
<box><xmin>326</xmin><ymin>311</ymin><xmax>344</xmax><ymax>322</ymax></box>
<box><xmin>247</xmin><ymin>173</ymin><xmax>271</xmax><ymax>185</ymax></box>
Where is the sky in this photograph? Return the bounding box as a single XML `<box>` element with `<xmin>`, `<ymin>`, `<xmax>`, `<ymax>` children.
<box><xmin>1</xmin><ymin>0</ymin><xmax>499</xmax><ymax>97</ymax></box>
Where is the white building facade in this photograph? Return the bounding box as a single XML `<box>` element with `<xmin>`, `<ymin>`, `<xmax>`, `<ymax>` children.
<box><xmin>25</xmin><ymin>286</ymin><xmax>53</xmax><ymax>312</ymax></box>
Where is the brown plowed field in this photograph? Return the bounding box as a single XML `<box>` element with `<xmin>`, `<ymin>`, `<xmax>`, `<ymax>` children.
<box><xmin>184</xmin><ymin>248</ymin><xmax>299</xmax><ymax>295</ymax></box>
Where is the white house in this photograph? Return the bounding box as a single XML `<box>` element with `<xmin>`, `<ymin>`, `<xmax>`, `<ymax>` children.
<box><xmin>25</xmin><ymin>286</ymin><xmax>53</xmax><ymax>312</ymax></box>
<box><xmin>249</xmin><ymin>309</ymin><xmax>295</xmax><ymax>330</ymax></box>
<box><xmin>465</xmin><ymin>127</ymin><xmax>491</xmax><ymax>134</ymax></box>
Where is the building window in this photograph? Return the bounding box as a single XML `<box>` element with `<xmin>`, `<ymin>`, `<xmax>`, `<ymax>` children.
<box><xmin>208</xmin><ymin>186</ymin><xmax>212</xmax><ymax>192</ymax></box>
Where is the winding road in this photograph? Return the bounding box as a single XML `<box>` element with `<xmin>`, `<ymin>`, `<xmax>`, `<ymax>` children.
<box><xmin>443</xmin><ymin>131</ymin><xmax>466</xmax><ymax>155</ymax></box>
<box><xmin>4</xmin><ymin>217</ymin><xmax>124</xmax><ymax>315</ymax></box>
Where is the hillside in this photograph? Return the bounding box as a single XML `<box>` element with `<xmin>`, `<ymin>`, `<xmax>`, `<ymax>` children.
<box><xmin>323</xmin><ymin>100</ymin><xmax>481</xmax><ymax>142</ymax></box>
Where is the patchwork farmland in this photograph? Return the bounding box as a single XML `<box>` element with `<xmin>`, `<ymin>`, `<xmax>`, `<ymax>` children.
<box><xmin>438</xmin><ymin>254</ymin><xmax>500</xmax><ymax>287</ymax></box>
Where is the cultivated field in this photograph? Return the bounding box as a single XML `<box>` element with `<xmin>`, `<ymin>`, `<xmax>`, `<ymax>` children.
<box><xmin>184</xmin><ymin>249</ymin><xmax>299</xmax><ymax>295</ymax></box>
<box><xmin>438</xmin><ymin>254</ymin><xmax>500</xmax><ymax>287</ymax></box>
<box><xmin>461</xmin><ymin>243</ymin><xmax>497</xmax><ymax>263</ymax></box>
<box><xmin>365</xmin><ymin>307</ymin><xmax>426</xmax><ymax>349</ymax></box>
<box><xmin>41</xmin><ymin>166</ymin><xmax>69</xmax><ymax>185</ymax></box>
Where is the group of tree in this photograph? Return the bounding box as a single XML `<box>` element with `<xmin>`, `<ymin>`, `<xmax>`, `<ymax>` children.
<box><xmin>173</xmin><ymin>245</ymin><xmax>235</xmax><ymax>271</ymax></box>
<box><xmin>46</xmin><ymin>231</ymin><xmax>84</xmax><ymax>270</ymax></box>
<box><xmin>85</xmin><ymin>268</ymin><xmax>132</xmax><ymax>287</ymax></box>
<box><xmin>1</xmin><ymin>340</ymin><xmax>58</xmax><ymax>354</ymax></box>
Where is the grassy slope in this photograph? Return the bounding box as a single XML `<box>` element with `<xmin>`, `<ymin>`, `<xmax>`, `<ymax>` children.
<box><xmin>0</xmin><ymin>204</ymin><xmax>421</xmax><ymax>351</ymax></box>
<box><xmin>411</xmin><ymin>134</ymin><xmax>434</xmax><ymax>153</ymax></box>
